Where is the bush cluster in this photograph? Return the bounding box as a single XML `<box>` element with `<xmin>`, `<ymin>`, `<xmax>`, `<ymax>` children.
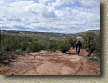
<box><xmin>0</xmin><ymin>31</ymin><xmax>100</xmax><ymax>65</ymax></box>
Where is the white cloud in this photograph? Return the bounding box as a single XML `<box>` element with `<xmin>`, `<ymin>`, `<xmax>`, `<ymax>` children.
<box><xmin>0</xmin><ymin>0</ymin><xmax>100</xmax><ymax>33</ymax></box>
<box><xmin>79</xmin><ymin>0</ymin><xmax>99</xmax><ymax>7</ymax></box>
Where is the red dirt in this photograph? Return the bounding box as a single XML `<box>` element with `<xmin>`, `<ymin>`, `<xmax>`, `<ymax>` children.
<box><xmin>0</xmin><ymin>49</ymin><xmax>100</xmax><ymax>75</ymax></box>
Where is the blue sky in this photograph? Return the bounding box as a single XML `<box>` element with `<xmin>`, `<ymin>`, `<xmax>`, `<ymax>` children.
<box><xmin>0</xmin><ymin>0</ymin><xmax>100</xmax><ymax>33</ymax></box>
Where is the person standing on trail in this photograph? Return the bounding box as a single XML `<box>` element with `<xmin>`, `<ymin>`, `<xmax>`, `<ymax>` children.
<box><xmin>75</xmin><ymin>40</ymin><xmax>82</xmax><ymax>55</ymax></box>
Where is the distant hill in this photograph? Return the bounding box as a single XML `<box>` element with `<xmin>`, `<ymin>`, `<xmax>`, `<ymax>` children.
<box><xmin>0</xmin><ymin>30</ymin><xmax>100</xmax><ymax>38</ymax></box>
<box><xmin>0</xmin><ymin>30</ymin><xmax>74</xmax><ymax>39</ymax></box>
<box><xmin>74</xmin><ymin>30</ymin><xmax>100</xmax><ymax>36</ymax></box>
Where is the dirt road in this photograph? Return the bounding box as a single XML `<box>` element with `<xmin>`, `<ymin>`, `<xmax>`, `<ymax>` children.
<box><xmin>0</xmin><ymin>49</ymin><xmax>100</xmax><ymax>75</ymax></box>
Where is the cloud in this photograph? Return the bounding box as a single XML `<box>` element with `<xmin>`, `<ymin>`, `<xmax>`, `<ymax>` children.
<box><xmin>0</xmin><ymin>0</ymin><xmax>100</xmax><ymax>33</ymax></box>
<box><xmin>79</xmin><ymin>0</ymin><xmax>99</xmax><ymax>7</ymax></box>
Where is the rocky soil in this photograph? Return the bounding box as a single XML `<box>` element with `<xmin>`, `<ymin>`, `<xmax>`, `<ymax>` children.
<box><xmin>0</xmin><ymin>49</ymin><xmax>100</xmax><ymax>75</ymax></box>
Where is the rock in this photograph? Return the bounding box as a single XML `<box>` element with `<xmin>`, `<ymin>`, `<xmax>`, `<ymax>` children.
<box><xmin>39</xmin><ymin>50</ymin><xmax>49</xmax><ymax>54</ymax></box>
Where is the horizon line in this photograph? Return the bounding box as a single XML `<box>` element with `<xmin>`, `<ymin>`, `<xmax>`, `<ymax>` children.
<box><xmin>0</xmin><ymin>29</ymin><xmax>100</xmax><ymax>34</ymax></box>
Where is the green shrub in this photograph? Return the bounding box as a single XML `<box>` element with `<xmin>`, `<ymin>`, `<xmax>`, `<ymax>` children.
<box><xmin>28</xmin><ymin>41</ymin><xmax>42</xmax><ymax>52</ymax></box>
<box><xmin>83</xmin><ymin>32</ymin><xmax>100</xmax><ymax>56</ymax></box>
<box><xmin>68</xmin><ymin>38</ymin><xmax>76</xmax><ymax>48</ymax></box>
<box><xmin>88</xmin><ymin>56</ymin><xmax>100</xmax><ymax>62</ymax></box>
<box><xmin>58</xmin><ymin>40</ymin><xmax>71</xmax><ymax>53</ymax></box>
<box><xmin>49</xmin><ymin>40</ymin><xmax>59</xmax><ymax>52</ymax></box>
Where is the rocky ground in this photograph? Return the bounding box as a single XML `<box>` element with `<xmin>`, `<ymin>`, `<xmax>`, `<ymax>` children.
<box><xmin>0</xmin><ymin>49</ymin><xmax>100</xmax><ymax>75</ymax></box>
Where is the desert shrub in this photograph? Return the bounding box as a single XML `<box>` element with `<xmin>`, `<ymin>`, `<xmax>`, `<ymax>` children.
<box><xmin>15</xmin><ymin>49</ymin><xmax>23</xmax><ymax>55</ymax></box>
<box><xmin>49</xmin><ymin>40</ymin><xmax>59</xmax><ymax>52</ymax></box>
<box><xmin>0</xmin><ymin>51</ymin><xmax>16</xmax><ymax>59</ymax></box>
<box><xmin>38</xmin><ymin>39</ymin><xmax>50</xmax><ymax>50</ymax></box>
<box><xmin>58</xmin><ymin>40</ymin><xmax>71</xmax><ymax>53</ymax></box>
<box><xmin>28</xmin><ymin>41</ymin><xmax>42</xmax><ymax>52</ymax></box>
<box><xmin>95</xmin><ymin>35</ymin><xmax>100</xmax><ymax>52</ymax></box>
<box><xmin>68</xmin><ymin>38</ymin><xmax>76</xmax><ymax>48</ymax></box>
<box><xmin>0</xmin><ymin>33</ymin><xmax>75</xmax><ymax>59</ymax></box>
<box><xmin>19</xmin><ymin>42</ymin><xmax>29</xmax><ymax>51</ymax></box>
<box><xmin>88</xmin><ymin>56</ymin><xmax>100</xmax><ymax>62</ymax></box>
<box><xmin>83</xmin><ymin>32</ymin><xmax>100</xmax><ymax>56</ymax></box>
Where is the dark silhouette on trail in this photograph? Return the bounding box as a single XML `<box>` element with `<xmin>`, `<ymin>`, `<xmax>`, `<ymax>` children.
<box><xmin>75</xmin><ymin>41</ymin><xmax>82</xmax><ymax>55</ymax></box>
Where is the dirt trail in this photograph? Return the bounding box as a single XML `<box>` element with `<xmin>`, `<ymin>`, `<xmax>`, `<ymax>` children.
<box><xmin>0</xmin><ymin>49</ymin><xmax>100</xmax><ymax>75</ymax></box>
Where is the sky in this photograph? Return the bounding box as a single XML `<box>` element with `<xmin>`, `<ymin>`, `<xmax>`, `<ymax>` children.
<box><xmin>0</xmin><ymin>0</ymin><xmax>100</xmax><ymax>33</ymax></box>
